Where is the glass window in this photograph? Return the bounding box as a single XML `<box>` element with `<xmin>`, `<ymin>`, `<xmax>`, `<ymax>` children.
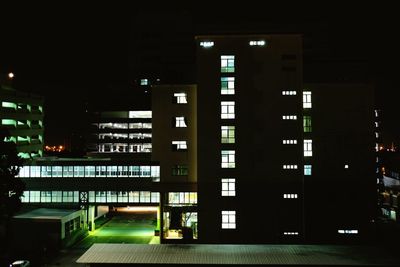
<box><xmin>85</xmin><ymin>166</ymin><xmax>95</xmax><ymax>177</ymax></box>
<box><xmin>174</xmin><ymin>117</ymin><xmax>187</xmax><ymax>128</ymax></box>
<box><xmin>129</xmin><ymin>191</ymin><xmax>140</xmax><ymax>203</ymax></box>
<box><xmin>31</xmin><ymin>166</ymin><xmax>41</xmax><ymax>177</ymax></box>
<box><xmin>140</xmin><ymin>166</ymin><xmax>151</xmax><ymax>177</ymax></box>
<box><xmin>129</xmin><ymin>111</ymin><xmax>152</xmax><ymax>118</ymax></box>
<box><xmin>30</xmin><ymin>191</ymin><xmax>40</xmax><ymax>202</ymax></box>
<box><xmin>140</xmin><ymin>79</ymin><xmax>148</xmax><ymax>85</ymax></box>
<box><xmin>200</xmin><ymin>41</ymin><xmax>214</xmax><ymax>48</ymax></box>
<box><xmin>282</xmin><ymin>91</ymin><xmax>297</xmax><ymax>95</ymax></box>
<box><xmin>221</xmin><ymin>126</ymin><xmax>235</xmax><ymax>143</ymax></box>
<box><xmin>304</xmin><ymin>165</ymin><xmax>312</xmax><ymax>175</ymax></box>
<box><xmin>63</xmin><ymin>166</ymin><xmax>73</xmax><ymax>177</ymax></box>
<box><xmin>21</xmin><ymin>191</ymin><xmax>30</xmax><ymax>203</ymax></box>
<box><xmin>107</xmin><ymin>191</ymin><xmax>118</xmax><ymax>203</ymax></box>
<box><xmin>282</xmin><ymin>115</ymin><xmax>297</xmax><ymax>120</ymax></box>
<box><xmin>52</xmin><ymin>166</ymin><xmax>62</xmax><ymax>177</ymax></box>
<box><xmin>52</xmin><ymin>191</ymin><xmax>62</xmax><ymax>202</ymax></box>
<box><xmin>41</xmin><ymin>191</ymin><xmax>52</xmax><ymax>202</ymax></box>
<box><xmin>151</xmin><ymin>192</ymin><xmax>160</xmax><ymax>203</ymax></box>
<box><xmin>74</xmin><ymin>166</ymin><xmax>84</xmax><ymax>177</ymax></box>
<box><xmin>283</xmin><ymin>193</ymin><xmax>298</xmax><ymax>199</ymax></box>
<box><xmin>118</xmin><ymin>191</ymin><xmax>128</xmax><ymax>203</ymax></box>
<box><xmin>304</xmin><ymin>140</ymin><xmax>312</xmax><ymax>157</ymax></box>
<box><xmin>221</xmin><ymin>55</ymin><xmax>235</xmax><ymax>73</ymax></box>
<box><xmin>221</xmin><ymin>210</ymin><xmax>236</xmax><ymax>229</ymax></box>
<box><xmin>303</xmin><ymin>91</ymin><xmax>312</xmax><ymax>108</ymax></box>
<box><xmin>172</xmin><ymin>165</ymin><xmax>188</xmax><ymax>176</ymax></box>
<box><xmin>303</xmin><ymin>116</ymin><xmax>312</xmax><ymax>132</ymax></box>
<box><xmin>140</xmin><ymin>191</ymin><xmax>151</xmax><ymax>203</ymax></box>
<box><xmin>221</xmin><ymin>77</ymin><xmax>235</xmax><ymax>95</ymax></box>
<box><xmin>283</xmin><ymin>139</ymin><xmax>297</xmax><ymax>144</ymax></box>
<box><xmin>221</xmin><ymin>101</ymin><xmax>235</xmax><ymax>119</ymax></box>
<box><xmin>172</xmin><ymin>141</ymin><xmax>187</xmax><ymax>151</ymax></box>
<box><xmin>221</xmin><ymin>178</ymin><xmax>236</xmax><ymax>196</ymax></box>
<box><xmin>221</xmin><ymin>150</ymin><xmax>235</xmax><ymax>168</ymax></box>
<box><xmin>174</xmin><ymin>93</ymin><xmax>187</xmax><ymax>104</ymax></box>
<box><xmin>95</xmin><ymin>191</ymin><xmax>106</xmax><ymax>203</ymax></box>
<box><xmin>118</xmin><ymin>166</ymin><xmax>128</xmax><ymax>177</ymax></box>
<box><xmin>18</xmin><ymin>166</ymin><xmax>30</xmax><ymax>177</ymax></box>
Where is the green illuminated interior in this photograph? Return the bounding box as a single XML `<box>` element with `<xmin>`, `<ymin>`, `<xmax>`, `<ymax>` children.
<box><xmin>1</xmin><ymin>119</ymin><xmax>16</xmax><ymax>126</ymax></box>
<box><xmin>1</xmin><ymin>101</ymin><xmax>17</xmax><ymax>109</ymax></box>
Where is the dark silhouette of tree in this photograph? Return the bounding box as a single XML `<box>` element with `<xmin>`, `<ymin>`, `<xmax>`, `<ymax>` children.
<box><xmin>0</xmin><ymin>128</ymin><xmax>24</xmax><ymax>225</ymax></box>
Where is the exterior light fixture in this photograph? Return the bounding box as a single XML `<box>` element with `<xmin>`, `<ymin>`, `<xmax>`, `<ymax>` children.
<box><xmin>200</xmin><ymin>41</ymin><xmax>214</xmax><ymax>48</ymax></box>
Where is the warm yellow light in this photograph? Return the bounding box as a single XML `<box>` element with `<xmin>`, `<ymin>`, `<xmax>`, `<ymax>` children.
<box><xmin>8</xmin><ymin>72</ymin><xmax>14</xmax><ymax>79</ymax></box>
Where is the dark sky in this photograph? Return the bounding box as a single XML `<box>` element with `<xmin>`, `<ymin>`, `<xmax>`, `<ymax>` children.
<box><xmin>1</xmin><ymin>3</ymin><xmax>399</xmax><ymax>146</ymax></box>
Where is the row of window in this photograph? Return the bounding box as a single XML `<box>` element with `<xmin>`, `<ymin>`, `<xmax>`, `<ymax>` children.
<box><xmin>168</xmin><ymin>192</ymin><xmax>197</xmax><ymax>205</ymax></box>
<box><xmin>98</xmin><ymin>143</ymin><xmax>152</xmax><ymax>153</ymax></box>
<box><xmin>200</xmin><ymin>41</ymin><xmax>266</xmax><ymax>48</ymax></box>
<box><xmin>97</xmin><ymin>123</ymin><xmax>152</xmax><ymax>130</ymax></box>
<box><xmin>21</xmin><ymin>190</ymin><xmax>160</xmax><ymax>203</ymax></box>
<box><xmin>17</xmin><ymin>165</ymin><xmax>160</xmax><ymax>179</ymax></box>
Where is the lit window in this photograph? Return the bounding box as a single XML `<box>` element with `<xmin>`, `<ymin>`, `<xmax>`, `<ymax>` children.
<box><xmin>283</xmin><ymin>165</ymin><xmax>298</xmax><ymax>169</ymax></box>
<box><xmin>174</xmin><ymin>93</ymin><xmax>187</xmax><ymax>104</ymax></box>
<box><xmin>304</xmin><ymin>139</ymin><xmax>312</xmax><ymax>157</ymax></box>
<box><xmin>221</xmin><ymin>77</ymin><xmax>235</xmax><ymax>95</ymax></box>
<box><xmin>169</xmin><ymin>192</ymin><xmax>197</xmax><ymax>204</ymax></box>
<box><xmin>303</xmin><ymin>91</ymin><xmax>312</xmax><ymax>108</ymax></box>
<box><xmin>221</xmin><ymin>126</ymin><xmax>235</xmax><ymax>143</ymax></box>
<box><xmin>375</xmin><ymin>122</ymin><xmax>379</xmax><ymax>128</ymax></box>
<box><xmin>249</xmin><ymin>40</ymin><xmax>266</xmax><ymax>46</ymax></box>
<box><xmin>140</xmin><ymin>79</ymin><xmax>148</xmax><ymax>86</ymax></box>
<box><xmin>221</xmin><ymin>210</ymin><xmax>236</xmax><ymax>229</ymax></box>
<box><xmin>221</xmin><ymin>101</ymin><xmax>235</xmax><ymax>119</ymax></box>
<box><xmin>338</xmin><ymin>229</ymin><xmax>358</xmax><ymax>234</ymax></box>
<box><xmin>304</xmin><ymin>165</ymin><xmax>312</xmax><ymax>175</ymax></box>
<box><xmin>172</xmin><ymin>165</ymin><xmax>188</xmax><ymax>176</ymax></box>
<box><xmin>221</xmin><ymin>150</ymin><xmax>235</xmax><ymax>168</ymax></box>
<box><xmin>303</xmin><ymin>116</ymin><xmax>312</xmax><ymax>132</ymax></box>
<box><xmin>200</xmin><ymin>41</ymin><xmax>214</xmax><ymax>48</ymax></box>
<box><xmin>283</xmin><ymin>232</ymin><xmax>299</xmax><ymax>235</ymax></box>
<box><xmin>282</xmin><ymin>115</ymin><xmax>297</xmax><ymax>120</ymax></box>
<box><xmin>283</xmin><ymin>139</ymin><xmax>297</xmax><ymax>145</ymax></box>
<box><xmin>282</xmin><ymin>91</ymin><xmax>297</xmax><ymax>95</ymax></box>
<box><xmin>129</xmin><ymin>111</ymin><xmax>152</xmax><ymax>118</ymax></box>
<box><xmin>221</xmin><ymin>178</ymin><xmax>236</xmax><ymax>196</ymax></box>
<box><xmin>172</xmin><ymin>141</ymin><xmax>187</xmax><ymax>151</ymax></box>
<box><xmin>174</xmin><ymin>117</ymin><xmax>187</xmax><ymax>127</ymax></box>
<box><xmin>344</xmin><ymin>164</ymin><xmax>349</xmax><ymax>169</ymax></box>
<box><xmin>221</xmin><ymin>55</ymin><xmax>235</xmax><ymax>73</ymax></box>
<box><xmin>283</xmin><ymin>194</ymin><xmax>298</xmax><ymax>199</ymax></box>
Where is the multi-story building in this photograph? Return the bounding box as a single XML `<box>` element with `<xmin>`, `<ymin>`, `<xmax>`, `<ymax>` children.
<box><xmin>1</xmin><ymin>81</ymin><xmax>44</xmax><ymax>158</ymax></box>
<box><xmin>195</xmin><ymin>35</ymin><xmax>375</xmax><ymax>243</ymax></box>
<box><xmin>16</xmin><ymin>34</ymin><xmax>375</xmax><ymax>246</ymax></box>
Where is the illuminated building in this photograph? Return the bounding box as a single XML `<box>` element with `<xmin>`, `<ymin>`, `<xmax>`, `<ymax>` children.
<box><xmin>17</xmin><ymin>35</ymin><xmax>375</xmax><ymax>245</ymax></box>
<box><xmin>0</xmin><ymin>79</ymin><xmax>44</xmax><ymax>158</ymax></box>
<box><xmin>196</xmin><ymin>35</ymin><xmax>375</xmax><ymax>243</ymax></box>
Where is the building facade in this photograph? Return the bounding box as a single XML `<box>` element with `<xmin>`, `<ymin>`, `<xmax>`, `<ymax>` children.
<box><xmin>195</xmin><ymin>35</ymin><xmax>375</xmax><ymax>243</ymax></box>
<box><xmin>1</xmin><ymin>84</ymin><xmax>44</xmax><ymax>158</ymax></box>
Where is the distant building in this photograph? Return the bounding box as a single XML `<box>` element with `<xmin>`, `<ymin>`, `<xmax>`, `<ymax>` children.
<box><xmin>1</xmin><ymin>80</ymin><xmax>44</xmax><ymax>158</ymax></box>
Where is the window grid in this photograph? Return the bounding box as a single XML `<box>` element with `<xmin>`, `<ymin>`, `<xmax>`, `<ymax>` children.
<box><xmin>283</xmin><ymin>139</ymin><xmax>297</xmax><ymax>145</ymax></box>
<box><xmin>221</xmin><ymin>77</ymin><xmax>235</xmax><ymax>95</ymax></box>
<box><xmin>172</xmin><ymin>141</ymin><xmax>187</xmax><ymax>151</ymax></box>
<box><xmin>175</xmin><ymin>117</ymin><xmax>187</xmax><ymax>128</ymax></box>
<box><xmin>282</xmin><ymin>91</ymin><xmax>297</xmax><ymax>95</ymax></box>
<box><xmin>174</xmin><ymin>93</ymin><xmax>187</xmax><ymax>104</ymax></box>
<box><xmin>303</xmin><ymin>116</ymin><xmax>312</xmax><ymax>132</ymax></box>
<box><xmin>221</xmin><ymin>101</ymin><xmax>235</xmax><ymax>119</ymax></box>
<box><xmin>221</xmin><ymin>126</ymin><xmax>235</xmax><ymax>143</ymax></box>
<box><xmin>221</xmin><ymin>210</ymin><xmax>236</xmax><ymax>229</ymax></box>
<box><xmin>221</xmin><ymin>150</ymin><xmax>236</xmax><ymax>168</ymax></box>
<box><xmin>283</xmin><ymin>165</ymin><xmax>298</xmax><ymax>169</ymax></box>
<box><xmin>282</xmin><ymin>115</ymin><xmax>297</xmax><ymax>120</ymax></box>
<box><xmin>304</xmin><ymin>165</ymin><xmax>312</xmax><ymax>175</ymax></box>
<box><xmin>283</xmin><ymin>194</ymin><xmax>298</xmax><ymax>199</ymax></box>
<box><xmin>221</xmin><ymin>55</ymin><xmax>235</xmax><ymax>73</ymax></box>
<box><xmin>304</xmin><ymin>139</ymin><xmax>312</xmax><ymax>157</ymax></box>
<box><xmin>303</xmin><ymin>91</ymin><xmax>312</xmax><ymax>108</ymax></box>
<box><xmin>221</xmin><ymin>178</ymin><xmax>236</xmax><ymax>196</ymax></box>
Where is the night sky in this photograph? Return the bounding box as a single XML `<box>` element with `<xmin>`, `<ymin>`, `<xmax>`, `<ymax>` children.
<box><xmin>1</xmin><ymin>3</ymin><xmax>399</xmax><ymax>146</ymax></box>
